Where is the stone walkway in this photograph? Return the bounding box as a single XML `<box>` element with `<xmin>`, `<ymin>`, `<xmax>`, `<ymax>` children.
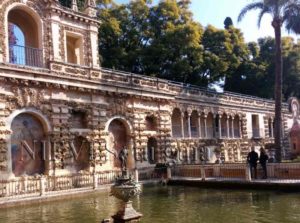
<box><xmin>169</xmin><ymin>177</ymin><xmax>300</xmax><ymax>189</ymax></box>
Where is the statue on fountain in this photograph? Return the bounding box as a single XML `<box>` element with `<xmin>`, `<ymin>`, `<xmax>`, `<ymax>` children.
<box><xmin>110</xmin><ymin>146</ymin><xmax>142</xmax><ymax>222</ymax></box>
<box><xmin>119</xmin><ymin>146</ymin><xmax>128</xmax><ymax>171</ymax></box>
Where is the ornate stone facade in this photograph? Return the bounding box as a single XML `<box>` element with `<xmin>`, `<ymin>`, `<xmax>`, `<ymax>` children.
<box><xmin>0</xmin><ymin>0</ymin><xmax>295</xmax><ymax>179</ymax></box>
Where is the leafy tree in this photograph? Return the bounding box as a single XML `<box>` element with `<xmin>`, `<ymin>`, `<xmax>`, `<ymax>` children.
<box><xmin>238</xmin><ymin>0</ymin><xmax>300</xmax><ymax>161</ymax></box>
<box><xmin>99</xmin><ymin>0</ymin><xmax>204</xmax><ymax>85</ymax></box>
<box><xmin>201</xmin><ymin>25</ymin><xmax>230</xmax><ymax>85</ymax></box>
<box><xmin>224</xmin><ymin>40</ymin><xmax>267</xmax><ymax>97</ymax></box>
<box><xmin>202</xmin><ymin>24</ymin><xmax>249</xmax><ymax>89</ymax></box>
<box><xmin>143</xmin><ymin>0</ymin><xmax>203</xmax><ymax>83</ymax></box>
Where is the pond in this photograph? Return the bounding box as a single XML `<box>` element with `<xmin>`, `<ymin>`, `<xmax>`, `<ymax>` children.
<box><xmin>0</xmin><ymin>185</ymin><xmax>300</xmax><ymax>223</ymax></box>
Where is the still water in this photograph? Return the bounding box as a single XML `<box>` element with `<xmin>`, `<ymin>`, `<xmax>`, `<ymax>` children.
<box><xmin>0</xmin><ymin>185</ymin><xmax>300</xmax><ymax>223</ymax></box>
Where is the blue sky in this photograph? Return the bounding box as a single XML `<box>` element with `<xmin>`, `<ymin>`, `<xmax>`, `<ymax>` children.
<box><xmin>114</xmin><ymin>0</ymin><xmax>299</xmax><ymax>43</ymax></box>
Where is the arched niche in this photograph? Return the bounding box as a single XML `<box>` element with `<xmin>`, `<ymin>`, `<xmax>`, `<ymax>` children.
<box><xmin>233</xmin><ymin>115</ymin><xmax>241</xmax><ymax>138</ymax></box>
<box><xmin>220</xmin><ymin>114</ymin><xmax>227</xmax><ymax>138</ymax></box>
<box><xmin>147</xmin><ymin>137</ymin><xmax>158</xmax><ymax>164</ymax></box>
<box><xmin>106</xmin><ymin>117</ymin><xmax>134</xmax><ymax>169</ymax></box>
<box><xmin>10</xmin><ymin>113</ymin><xmax>46</xmax><ymax>176</ymax></box>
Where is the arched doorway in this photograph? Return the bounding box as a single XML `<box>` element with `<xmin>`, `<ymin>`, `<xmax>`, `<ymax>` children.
<box><xmin>11</xmin><ymin>113</ymin><xmax>46</xmax><ymax>176</ymax></box>
<box><xmin>107</xmin><ymin>118</ymin><xmax>133</xmax><ymax>169</ymax></box>
<box><xmin>147</xmin><ymin>137</ymin><xmax>158</xmax><ymax>164</ymax></box>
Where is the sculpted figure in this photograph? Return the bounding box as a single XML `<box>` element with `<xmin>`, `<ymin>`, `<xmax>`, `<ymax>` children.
<box><xmin>119</xmin><ymin>146</ymin><xmax>128</xmax><ymax>170</ymax></box>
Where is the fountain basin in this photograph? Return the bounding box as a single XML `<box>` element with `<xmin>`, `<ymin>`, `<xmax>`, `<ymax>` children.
<box><xmin>111</xmin><ymin>184</ymin><xmax>141</xmax><ymax>202</ymax></box>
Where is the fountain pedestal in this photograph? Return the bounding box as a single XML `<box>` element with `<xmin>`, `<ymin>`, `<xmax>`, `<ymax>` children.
<box><xmin>112</xmin><ymin>201</ymin><xmax>142</xmax><ymax>223</ymax></box>
<box><xmin>110</xmin><ymin>170</ymin><xmax>142</xmax><ymax>223</ymax></box>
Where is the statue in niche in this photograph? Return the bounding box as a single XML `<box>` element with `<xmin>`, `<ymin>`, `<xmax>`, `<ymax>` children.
<box><xmin>289</xmin><ymin>97</ymin><xmax>300</xmax><ymax>122</ymax></box>
<box><xmin>118</xmin><ymin>146</ymin><xmax>128</xmax><ymax>170</ymax></box>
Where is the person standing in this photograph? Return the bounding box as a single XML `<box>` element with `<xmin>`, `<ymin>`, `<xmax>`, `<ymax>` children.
<box><xmin>247</xmin><ymin>147</ymin><xmax>259</xmax><ymax>179</ymax></box>
<box><xmin>259</xmin><ymin>147</ymin><xmax>269</xmax><ymax>179</ymax></box>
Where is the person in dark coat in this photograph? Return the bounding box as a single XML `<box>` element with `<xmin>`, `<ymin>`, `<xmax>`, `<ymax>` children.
<box><xmin>259</xmin><ymin>147</ymin><xmax>269</xmax><ymax>179</ymax></box>
<box><xmin>247</xmin><ymin>147</ymin><xmax>259</xmax><ymax>179</ymax></box>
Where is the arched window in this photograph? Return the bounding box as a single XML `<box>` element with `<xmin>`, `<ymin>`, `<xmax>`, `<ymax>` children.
<box><xmin>221</xmin><ymin>115</ymin><xmax>227</xmax><ymax>138</ymax></box>
<box><xmin>7</xmin><ymin>6</ymin><xmax>43</xmax><ymax>67</ymax></box>
<box><xmin>206</xmin><ymin>113</ymin><xmax>214</xmax><ymax>138</ymax></box>
<box><xmin>268</xmin><ymin>118</ymin><xmax>274</xmax><ymax>138</ymax></box>
<box><xmin>233</xmin><ymin>115</ymin><xmax>241</xmax><ymax>138</ymax></box>
<box><xmin>183</xmin><ymin>111</ymin><xmax>189</xmax><ymax>138</ymax></box>
<box><xmin>171</xmin><ymin>108</ymin><xmax>182</xmax><ymax>138</ymax></box>
<box><xmin>228</xmin><ymin>116</ymin><xmax>233</xmax><ymax>138</ymax></box>
<box><xmin>200</xmin><ymin>113</ymin><xmax>206</xmax><ymax>138</ymax></box>
<box><xmin>190</xmin><ymin>110</ymin><xmax>199</xmax><ymax>138</ymax></box>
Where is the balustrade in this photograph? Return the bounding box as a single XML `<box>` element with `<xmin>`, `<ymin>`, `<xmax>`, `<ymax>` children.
<box><xmin>9</xmin><ymin>44</ymin><xmax>44</xmax><ymax>68</ymax></box>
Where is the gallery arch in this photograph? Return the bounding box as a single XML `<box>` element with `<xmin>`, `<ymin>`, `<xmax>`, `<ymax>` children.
<box><xmin>171</xmin><ymin>108</ymin><xmax>182</xmax><ymax>138</ymax></box>
<box><xmin>190</xmin><ymin>110</ymin><xmax>198</xmax><ymax>138</ymax></box>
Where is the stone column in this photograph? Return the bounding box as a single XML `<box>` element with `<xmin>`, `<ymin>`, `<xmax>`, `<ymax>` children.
<box><xmin>40</xmin><ymin>176</ymin><xmax>46</xmax><ymax>196</ymax></box>
<box><xmin>188</xmin><ymin>113</ymin><xmax>192</xmax><ymax>139</ymax></box>
<box><xmin>181</xmin><ymin>112</ymin><xmax>184</xmax><ymax>138</ymax></box>
<box><xmin>231</xmin><ymin>117</ymin><xmax>235</xmax><ymax>138</ymax></box>
<box><xmin>270</xmin><ymin>117</ymin><xmax>274</xmax><ymax>138</ymax></box>
<box><xmin>187</xmin><ymin>148</ymin><xmax>190</xmax><ymax>164</ymax></box>
<box><xmin>204</xmin><ymin>115</ymin><xmax>208</xmax><ymax>138</ymax></box>
<box><xmin>239</xmin><ymin>118</ymin><xmax>243</xmax><ymax>138</ymax></box>
<box><xmin>226</xmin><ymin>116</ymin><xmax>230</xmax><ymax>138</ymax></box>
<box><xmin>198</xmin><ymin>115</ymin><xmax>202</xmax><ymax>138</ymax></box>
<box><xmin>194</xmin><ymin>147</ymin><xmax>199</xmax><ymax>164</ymax></box>
<box><xmin>218</xmin><ymin>115</ymin><xmax>222</xmax><ymax>139</ymax></box>
<box><xmin>135</xmin><ymin>169</ymin><xmax>139</xmax><ymax>182</ymax></box>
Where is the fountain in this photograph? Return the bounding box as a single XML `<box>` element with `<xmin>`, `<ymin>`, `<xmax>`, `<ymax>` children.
<box><xmin>110</xmin><ymin>147</ymin><xmax>142</xmax><ymax>223</ymax></box>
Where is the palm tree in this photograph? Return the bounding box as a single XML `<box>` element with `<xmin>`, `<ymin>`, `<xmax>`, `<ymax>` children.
<box><xmin>238</xmin><ymin>0</ymin><xmax>300</xmax><ymax>161</ymax></box>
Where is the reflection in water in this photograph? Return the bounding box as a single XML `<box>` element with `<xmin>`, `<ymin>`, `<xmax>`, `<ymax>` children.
<box><xmin>1</xmin><ymin>186</ymin><xmax>300</xmax><ymax>223</ymax></box>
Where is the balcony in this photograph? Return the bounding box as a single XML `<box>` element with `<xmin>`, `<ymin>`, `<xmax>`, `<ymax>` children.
<box><xmin>9</xmin><ymin>44</ymin><xmax>43</xmax><ymax>68</ymax></box>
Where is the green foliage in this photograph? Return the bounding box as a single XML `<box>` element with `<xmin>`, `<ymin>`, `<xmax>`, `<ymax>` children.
<box><xmin>99</xmin><ymin>0</ymin><xmax>204</xmax><ymax>85</ymax></box>
<box><xmin>224</xmin><ymin>36</ymin><xmax>300</xmax><ymax>99</ymax></box>
<box><xmin>59</xmin><ymin>0</ymin><xmax>85</xmax><ymax>11</ymax></box>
